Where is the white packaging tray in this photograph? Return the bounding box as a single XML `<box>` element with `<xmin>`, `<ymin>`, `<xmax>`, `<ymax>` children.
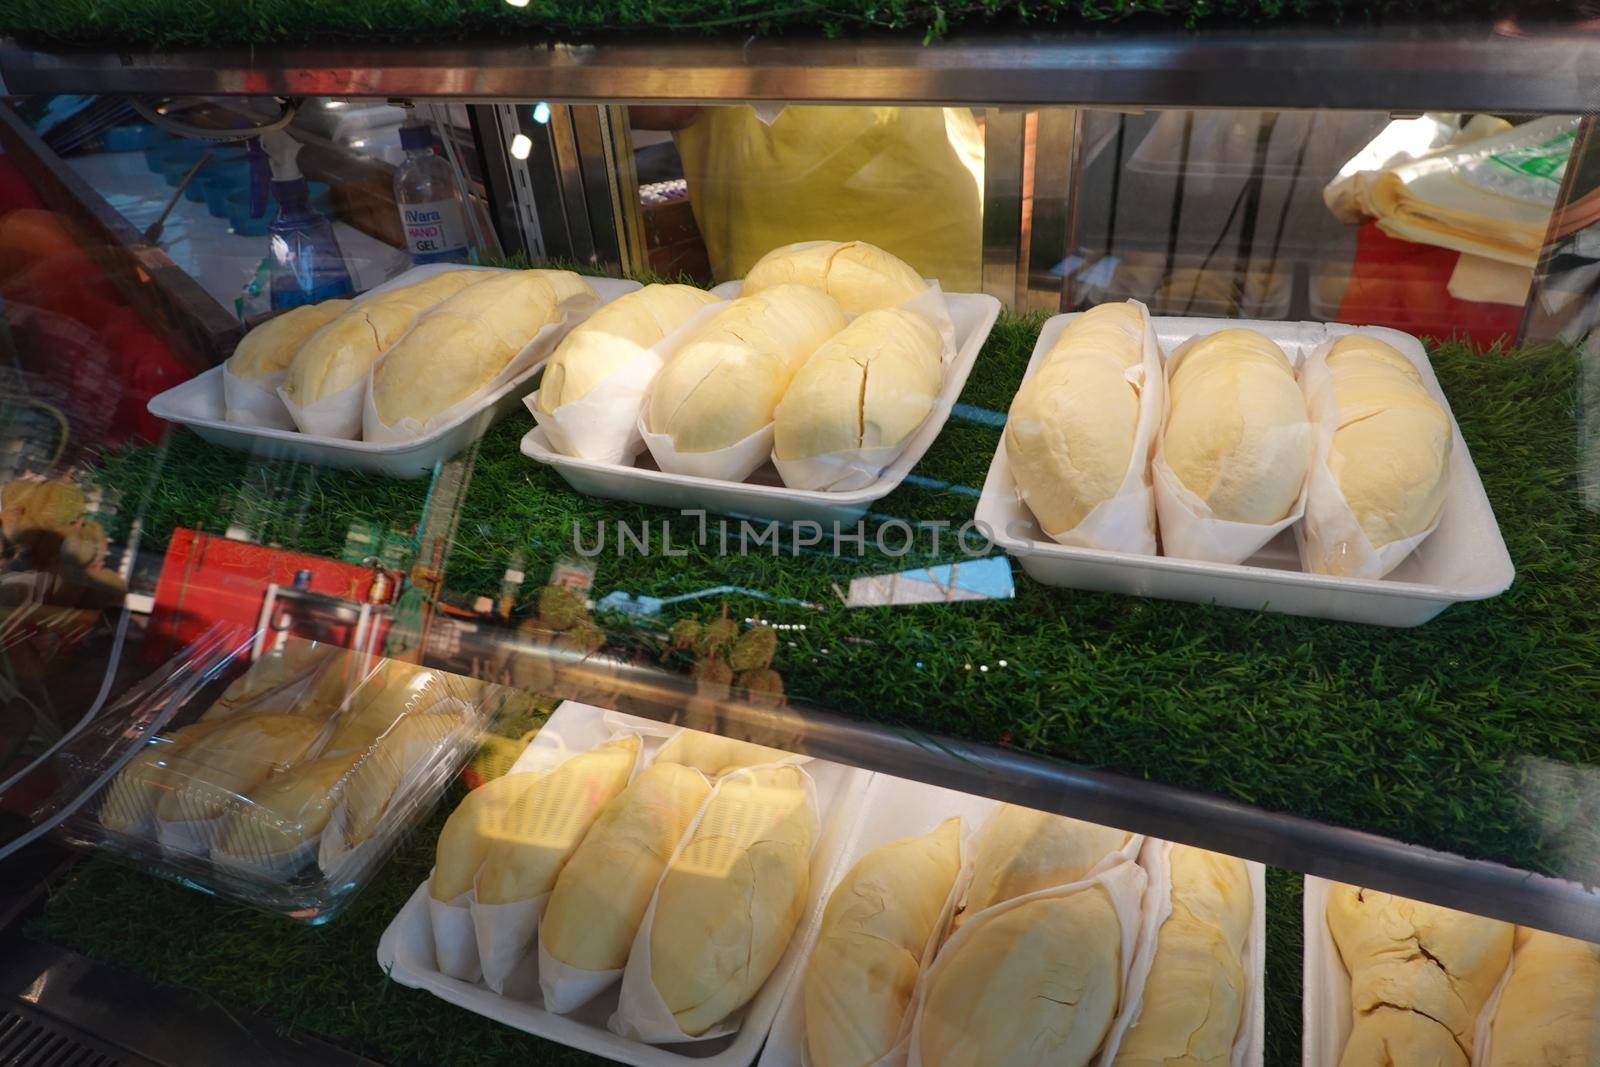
<box><xmin>148</xmin><ymin>275</ymin><xmax>641</xmax><ymax>479</ymax></box>
<box><xmin>376</xmin><ymin>701</ymin><xmax>872</xmax><ymax>1067</ymax></box>
<box><xmin>520</xmin><ymin>290</ymin><xmax>1002</xmax><ymax>525</ymax></box>
<box><xmin>757</xmin><ymin>774</ymin><xmax>999</xmax><ymax>1067</ymax></box>
<box><xmin>974</xmin><ymin>316</ymin><xmax>1513</xmax><ymax>627</ymax></box>
<box><xmin>1301</xmin><ymin>876</ymin><xmax>1351</xmax><ymax>1067</ymax></box>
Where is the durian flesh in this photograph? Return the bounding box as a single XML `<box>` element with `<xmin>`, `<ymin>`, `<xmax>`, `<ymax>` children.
<box><xmin>474</xmin><ymin>736</ymin><xmax>638</xmax><ymax>905</ymax></box>
<box><xmin>431</xmin><ymin>771</ymin><xmax>545</xmax><ymax>902</ymax></box>
<box><xmin>1004</xmin><ymin>302</ymin><xmax>1145</xmax><ymax>537</ymax></box>
<box><xmin>742</xmin><ymin>240</ymin><xmax>928</xmax><ymax>314</ymax></box>
<box><xmin>645</xmin><ymin>283</ymin><xmax>846</xmax><ymax>453</ymax></box>
<box><xmin>804</xmin><ymin>818</ymin><xmax>961</xmax><ymax>1067</ymax></box>
<box><xmin>649</xmin><ymin>764</ymin><xmax>816</xmax><ymax>1035</ymax></box>
<box><xmin>1162</xmin><ymin>328</ymin><xmax>1310</xmax><ymax>525</ymax></box>
<box><xmin>1326</xmin><ymin>883</ymin><xmax>1512</xmax><ymax>1062</ymax></box>
<box><xmin>959</xmin><ymin>804</ymin><xmax>1131</xmax><ymax>925</ymax></box>
<box><xmin>1111</xmin><ymin>846</ymin><xmax>1252</xmax><ymax>1067</ymax></box>
<box><xmin>773</xmin><ymin>307</ymin><xmax>944</xmax><ymax>463</ymax></box>
<box><xmin>536</xmin><ymin>283</ymin><xmax>719</xmax><ymax>413</ymax></box>
<box><xmin>372</xmin><ymin>270</ymin><xmax>598</xmax><ymax>425</ymax></box>
<box><xmin>1486</xmin><ymin>927</ymin><xmax>1600</xmax><ymax>1067</ymax></box>
<box><xmin>920</xmin><ymin>886</ymin><xmax>1123</xmax><ymax>1067</ymax></box>
<box><xmin>540</xmin><ymin>760</ymin><xmax>712</xmax><ymax>972</ymax></box>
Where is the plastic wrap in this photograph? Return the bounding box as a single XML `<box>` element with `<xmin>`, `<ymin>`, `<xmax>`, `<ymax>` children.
<box><xmin>61</xmin><ymin>628</ymin><xmax>494</xmax><ymax>923</ymax></box>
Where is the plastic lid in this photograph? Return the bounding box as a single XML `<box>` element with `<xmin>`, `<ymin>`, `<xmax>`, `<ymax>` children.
<box><xmin>399</xmin><ymin>124</ymin><xmax>433</xmax><ymax>152</ymax></box>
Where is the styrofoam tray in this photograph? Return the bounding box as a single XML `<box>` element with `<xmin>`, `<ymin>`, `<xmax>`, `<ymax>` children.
<box><xmin>757</xmin><ymin>774</ymin><xmax>998</xmax><ymax>1067</ymax></box>
<box><xmin>974</xmin><ymin>316</ymin><xmax>1513</xmax><ymax>627</ymax></box>
<box><xmin>149</xmin><ymin>275</ymin><xmax>641</xmax><ymax>479</ymax></box>
<box><xmin>520</xmin><ymin>290</ymin><xmax>1002</xmax><ymax>525</ymax></box>
<box><xmin>376</xmin><ymin>701</ymin><xmax>872</xmax><ymax>1067</ymax></box>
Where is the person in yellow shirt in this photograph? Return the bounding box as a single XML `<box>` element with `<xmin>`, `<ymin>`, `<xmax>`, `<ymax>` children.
<box><xmin>637</xmin><ymin>105</ymin><xmax>985</xmax><ymax>292</ymax></box>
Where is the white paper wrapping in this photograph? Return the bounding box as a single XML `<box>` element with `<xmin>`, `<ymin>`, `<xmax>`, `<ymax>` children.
<box><xmin>1015</xmin><ymin>300</ymin><xmax>1164</xmax><ymax>556</ymax></box>
<box><xmin>1152</xmin><ymin>334</ymin><xmax>1309</xmax><ymax>565</ymax></box>
<box><xmin>1293</xmin><ymin>340</ymin><xmax>1445</xmax><ymax>579</ymax></box>
<box><xmin>611</xmin><ymin>760</ymin><xmax>822</xmax><ymax>1045</ymax></box>
<box><xmin>1098</xmin><ymin>841</ymin><xmax>1265</xmax><ymax>1067</ymax></box>
<box><xmin>640</xmin><ymin>414</ymin><xmax>776</xmax><ymax>485</ymax></box>
<box><xmin>531</xmin><ymin>298</ymin><xmax>731</xmax><ymax>465</ymax></box>
<box><xmin>903</xmin><ymin>859</ymin><xmax>1149</xmax><ymax>1067</ymax></box>
<box><xmin>430</xmin><ymin>886</ymin><xmax>483</xmax><ymax>982</ymax></box>
<box><xmin>773</xmin><ymin>439</ymin><xmax>911</xmax><ymax>494</ymax></box>
<box><xmin>539</xmin><ymin>940</ymin><xmax>627</xmax><ymax>1017</ymax></box>
<box><xmin>365</xmin><ymin>283</ymin><xmax>602</xmax><ymax>445</ymax></box>
<box><xmin>155</xmin><ymin>811</ymin><xmax>227</xmax><ymax>857</ymax></box>
<box><xmin>1469</xmin><ymin>948</ymin><xmax>1516</xmax><ymax>1067</ymax></box>
<box><xmin>222</xmin><ymin>365</ymin><xmax>297</xmax><ymax>430</ymax></box>
<box><xmin>953</xmin><ymin>810</ymin><xmax>1145</xmax><ymax>928</ymax></box>
<box><xmin>470</xmin><ymin>726</ymin><xmax>645</xmax><ymax>995</ymax></box>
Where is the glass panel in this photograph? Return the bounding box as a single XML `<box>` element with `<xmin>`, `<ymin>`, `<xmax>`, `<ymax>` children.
<box><xmin>0</xmin><ymin>84</ymin><xmax>1595</xmax><ymax>1067</ymax></box>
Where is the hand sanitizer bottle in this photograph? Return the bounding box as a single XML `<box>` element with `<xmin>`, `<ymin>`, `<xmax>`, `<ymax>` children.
<box><xmin>261</xmin><ymin>130</ymin><xmax>354</xmax><ymax>311</ymax></box>
<box><xmin>394</xmin><ymin>117</ymin><xmax>470</xmax><ymax>265</ymax></box>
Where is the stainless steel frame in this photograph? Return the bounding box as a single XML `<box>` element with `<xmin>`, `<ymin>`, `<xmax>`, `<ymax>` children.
<box><xmin>4</xmin><ymin>23</ymin><xmax>1598</xmax><ymax>112</ymax></box>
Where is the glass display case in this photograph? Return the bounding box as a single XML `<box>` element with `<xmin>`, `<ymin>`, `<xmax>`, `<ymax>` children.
<box><xmin>0</xmin><ymin>15</ymin><xmax>1597</xmax><ymax>1067</ymax></box>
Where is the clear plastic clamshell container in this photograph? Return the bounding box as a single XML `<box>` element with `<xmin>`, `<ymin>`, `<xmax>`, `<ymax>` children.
<box><xmin>41</xmin><ymin>623</ymin><xmax>502</xmax><ymax>923</ymax></box>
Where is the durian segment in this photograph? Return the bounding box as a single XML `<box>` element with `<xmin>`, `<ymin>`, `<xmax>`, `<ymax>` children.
<box><xmin>1005</xmin><ymin>302</ymin><xmax>1146</xmax><ymax>536</ymax></box>
<box><xmin>100</xmin><ymin>719</ymin><xmax>234</xmax><ymax>832</ymax></box>
<box><xmin>1340</xmin><ymin>1006</ymin><xmax>1467</xmax><ymax>1067</ymax></box>
<box><xmin>743</xmin><ymin>240</ymin><xmax>928</xmax><ymax>314</ymax></box>
<box><xmin>1485</xmin><ymin>927</ymin><xmax>1600</xmax><ymax>1067</ymax></box>
<box><xmin>645</xmin><ymin>283</ymin><xmax>846</xmax><ymax>453</ymax></box>
<box><xmin>959</xmin><ymin>804</ymin><xmax>1131</xmax><ymax>925</ymax></box>
<box><xmin>283</xmin><ymin>269</ymin><xmax>488</xmax><ymax>405</ymax></box>
<box><xmin>1326</xmin><ymin>883</ymin><xmax>1512</xmax><ymax>1060</ymax></box>
<box><xmin>541</xmin><ymin>761</ymin><xmax>713</xmax><ymax>972</ymax></box>
<box><xmin>804</xmin><ymin>818</ymin><xmax>962</xmax><ymax>1067</ymax></box>
<box><xmin>649</xmin><ymin>764</ymin><xmax>816</xmax><ymax>1035</ymax></box>
<box><xmin>920</xmin><ymin>886</ymin><xmax>1123</xmax><ymax>1067</ymax></box>
<box><xmin>199</xmin><ymin>639</ymin><xmax>341</xmax><ymax>721</ymax></box>
<box><xmin>1162</xmin><ymin>328</ymin><xmax>1310</xmax><ymax>524</ymax></box>
<box><xmin>322</xmin><ymin>661</ymin><xmax>440</xmax><ymax>755</ymax></box>
<box><xmin>773</xmin><ymin>307</ymin><xmax>943</xmax><ymax>463</ymax></box>
<box><xmin>227</xmin><ymin>300</ymin><xmax>352</xmax><ymax>380</ymax></box>
<box><xmin>341</xmin><ymin>706</ymin><xmax>470</xmax><ymax>846</ymax></box>
<box><xmin>213</xmin><ymin>751</ymin><xmax>361</xmax><ymax>862</ymax></box>
<box><xmin>1111</xmin><ymin>847</ymin><xmax>1252</xmax><ymax>1067</ymax></box>
<box><xmin>535</xmin><ymin>283</ymin><xmax>719</xmax><ymax>414</ymax></box>
<box><xmin>154</xmin><ymin>714</ymin><xmax>326</xmax><ymax>825</ymax></box>
<box><xmin>1323</xmin><ymin>334</ymin><xmax>1452</xmax><ymax>548</ymax></box>
<box><xmin>430</xmin><ymin>771</ymin><xmax>544</xmax><ymax>902</ymax></box>
<box><xmin>371</xmin><ymin>269</ymin><xmax>599</xmax><ymax>425</ymax></box>
<box><xmin>474</xmin><ymin>736</ymin><xmax>639</xmax><ymax>905</ymax></box>
<box><xmin>654</xmin><ymin>729</ymin><xmax>794</xmax><ymax>778</ymax></box>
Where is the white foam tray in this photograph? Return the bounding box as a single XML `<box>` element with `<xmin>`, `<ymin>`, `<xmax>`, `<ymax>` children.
<box><xmin>376</xmin><ymin>701</ymin><xmax>872</xmax><ymax>1067</ymax></box>
<box><xmin>148</xmin><ymin>275</ymin><xmax>641</xmax><ymax>479</ymax></box>
<box><xmin>1301</xmin><ymin>876</ymin><xmax>1351</xmax><ymax>1067</ymax></box>
<box><xmin>520</xmin><ymin>290</ymin><xmax>1002</xmax><ymax>526</ymax></box>
<box><xmin>974</xmin><ymin>316</ymin><xmax>1514</xmax><ymax>627</ymax></box>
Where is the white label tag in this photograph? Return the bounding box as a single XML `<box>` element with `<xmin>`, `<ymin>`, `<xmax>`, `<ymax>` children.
<box><xmin>400</xmin><ymin>198</ymin><xmax>468</xmax><ymax>260</ymax></box>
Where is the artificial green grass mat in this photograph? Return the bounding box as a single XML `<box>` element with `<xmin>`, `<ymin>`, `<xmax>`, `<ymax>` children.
<box><xmin>29</xmin><ymin>777</ymin><xmax>1313</xmax><ymax>1067</ymax></box>
<box><xmin>0</xmin><ymin>0</ymin><xmax>1559</xmax><ymax>50</ymax></box>
<box><xmin>92</xmin><ymin>319</ymin><xmax>1600</xmax><ymax>882</ymax></box>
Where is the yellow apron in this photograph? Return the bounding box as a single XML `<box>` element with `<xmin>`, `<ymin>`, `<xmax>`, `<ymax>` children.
<box><xmin>675</xmin><ymin>105</ymin><xmax>984</xmax><ymax>291</ymax></box>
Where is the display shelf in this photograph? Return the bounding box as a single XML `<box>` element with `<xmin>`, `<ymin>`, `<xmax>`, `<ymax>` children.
<box><xmin>27</xmin><ymin>762</ymin><xmax>1311</xmax><ymax>1066</ymax></box>
<box><xmin>89</xmin><ymin>312</ymin><xmax>1600</xmax><ymax>936</ymax></box>
<box><xmin>2</xmin><ymin>20</ymin><xmax>1599</xmax><ymax>113</ymax></box>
